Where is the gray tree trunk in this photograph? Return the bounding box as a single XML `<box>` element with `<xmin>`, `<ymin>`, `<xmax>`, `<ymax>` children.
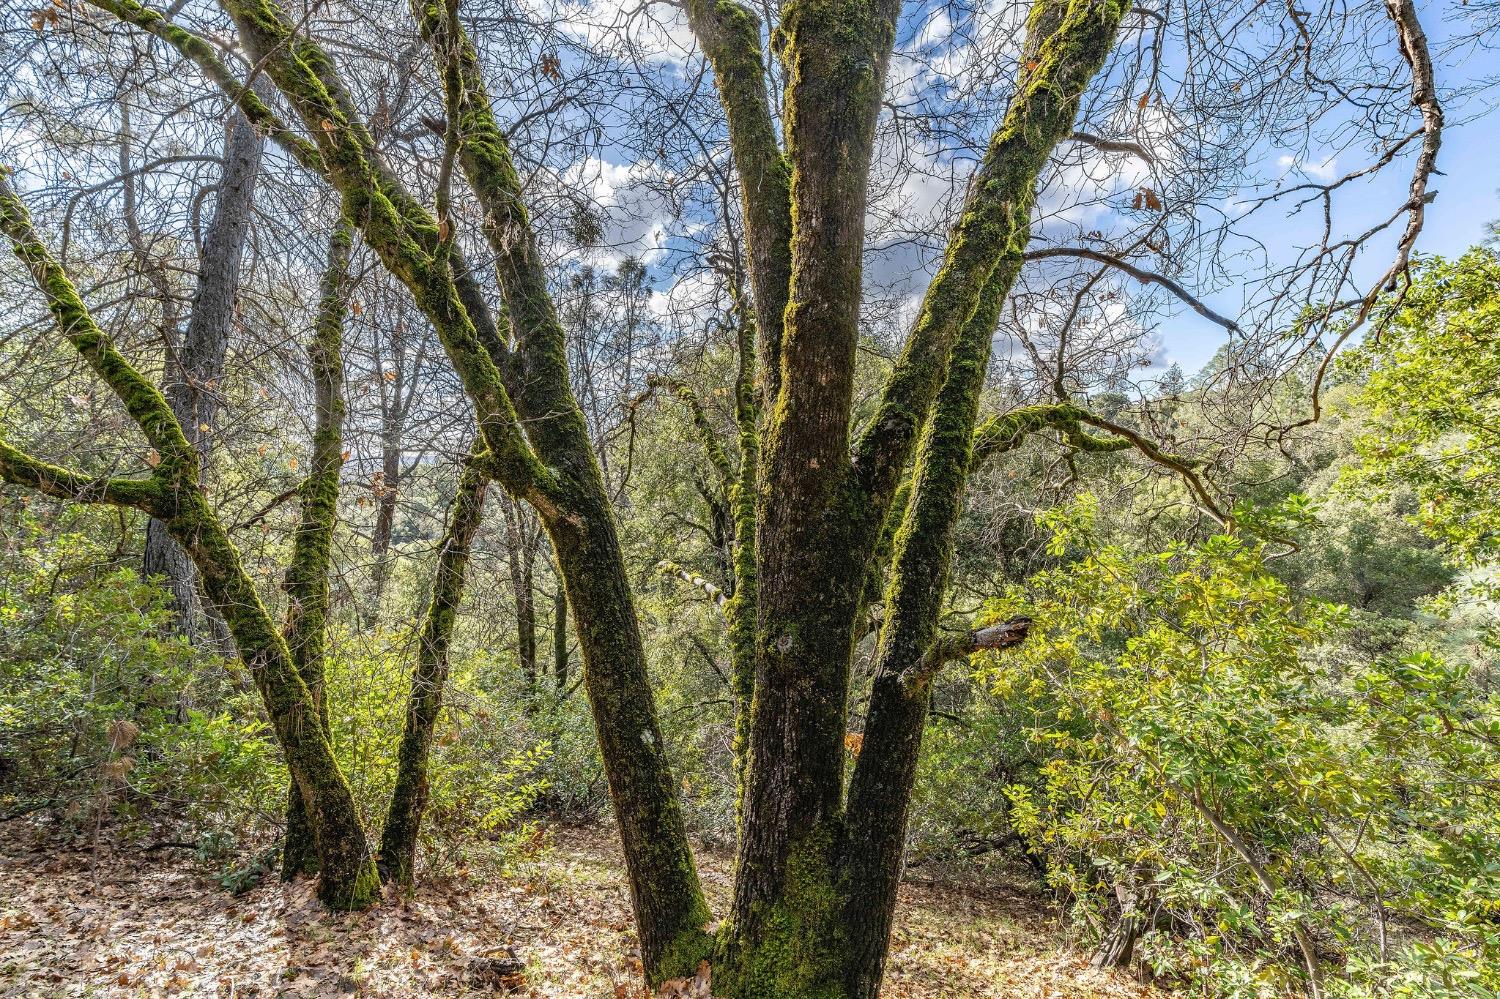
<box><xmin>143</xmin><ymin>101</ymin><xmax>266</xmax><ymax>653</ymax></box>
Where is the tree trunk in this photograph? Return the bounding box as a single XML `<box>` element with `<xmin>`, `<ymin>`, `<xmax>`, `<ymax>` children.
<box><xmin>551</xmin><ymin>578</ymin><xmax>569</xmax><ymax>691</ymax></box>
<box><xmin>145</xmin><ymin>101</ymin><xmax>265</xmax><ymax>654</ymax></box>
<box><xmin>542</xmin><ymin>483</ymin><xmax>715</xmax><ymax>980</ymax></box>
<box><xmin>714</xmin><ymin>2</ymin><xmax>1129</xmax><ymax>994</ymax></box>
<box><xmin>716</xmin><ymin>0</ymin><xmax>901</xmax><ymax>991</ymax></box>
<box><xmin>369</xmin><ymin>415</ymin><xmax>401</xmax><ymax>608</ymax></box>
<box><xmin>172</xmin><ymin>492</ymin><xmax>378</xmax><ymax>909</ymax></box>
<box><xmin>1091</xmin><ymin>880</ymin><xmax>1150</xmax><ymax>969</ymax></box>
<box><xmin>501</xmin><ymin>495</ymin><xmax>538</xmax><ymax>695</ymax></box>
<box><xmin>379</xmin><ymin>448</ymin><xmax>489</xmax><ymax>886</ymax></box>
<box><xmin>0</xmin><ymin>176</ymin><xmax>378</xmax><ymax>910</ymax></box>
<box><xmin>282</xmin><ymin>223</ymin><xmax>352</xmax><ymax>880</ymax></box>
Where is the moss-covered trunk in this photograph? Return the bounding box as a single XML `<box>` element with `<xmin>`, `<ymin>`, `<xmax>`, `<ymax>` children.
<box><xmin>707</xmin><ymin>2</ymin><xmax>1128</xmax><ymax>995</ymax></box>
<box><xmin>379</xmin><ymin>447</ymin><xmax>488</xmax><ymax>886</ymax></box>
<box><xmin>282</xmin><ymin>223</ymin><xmax>351</xmax><ymax>880</ymax></box>
<box><xmin>172</xmin><ymin>492</ymin><xmax>377</xmax><ymax>909</ymax></box>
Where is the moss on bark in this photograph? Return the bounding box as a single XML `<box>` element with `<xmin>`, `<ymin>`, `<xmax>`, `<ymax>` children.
<box><xmin>1</xmin><ymin>173</ymin><xmax>378</xmax><ymax>912</ymax></box>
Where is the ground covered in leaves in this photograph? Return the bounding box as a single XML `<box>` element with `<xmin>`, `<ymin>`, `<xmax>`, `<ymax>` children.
<box><xmin>0</xmin><ymin>822</ymin><xmax>1164</xmax><ymax>998</ymax></box>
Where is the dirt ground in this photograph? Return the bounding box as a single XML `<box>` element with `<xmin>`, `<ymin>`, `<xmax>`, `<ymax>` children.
<box><xmin>0</xmin><ymin>822</ymin><xmax>1165</xmax><ymax>998</ymax></box>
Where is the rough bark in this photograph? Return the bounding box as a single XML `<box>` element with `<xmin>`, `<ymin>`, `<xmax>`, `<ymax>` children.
<box><xmin>379</xmin><ymin>446</ymin><xmax>489</xmax><ymax>886</ymax></box>
<box><xmin>282</xmin><ymin>222</ymin><xmax>352</xmax><ymax>880</ymax></box>
<box><xmin>185</xmin><ymin>0</ymin><xmax>714</xmax><ymax>975</ymax></box>
<box><xmin>719</xmin><ymin>0</ymin><xmax>902</xmax><ymax>989</ymax></box>
<box><xmin>834</xmin><ymin>7</ymin><xmax>1130</xmax><ymax>994</ymax></box>
<box><xmin>0</xmin><ymin>176</ymin><xmax>379</xmax><ymax>910</ymax></box>
<box><xmin>1090</xmin><ymin>879</ymin><xmax>1150</xmax><ymax>969</ymax></box>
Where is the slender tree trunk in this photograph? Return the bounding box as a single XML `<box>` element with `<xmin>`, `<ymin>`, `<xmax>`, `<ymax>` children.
<box><xmin>369</xmin><ymin>413</ymin><xmax>401</xmax><ymax>608</ymax></box>
<box><xmin>282</xmin><ymin>223</ymin><xmax>352</xmax><ymax>879</ymax></box>
<box><xmin>840</xmin><ymin>274</ymin><xmax>1009</xmax><ymax>997</ymax></box>
<box><xmin>144</xmin><ymin>101</ymin><xmax>265</xmax><ymax>653</ymax></box>
<box><xmin>501</xmin><ymin>495</ymin><xmax>538</xmax><ymax>695</ymax></box>
<box><xmin>379</xmin><ymin>447</ymin><xmax>489</xmax><ymax>886</ymax></box>
<box><xmin>1091</xmin><ymin>879</ymin><xmax>1150</xmax><ymax>969</ymax></box>
<box><xmin>551</xmin><ymin>578</ymin><xmax>569</xmax><ymax>691</ymax></box>
<box><xmin>173</xmin><ymin>492</ymin><xmax>378</xmax><ymax>909</ymax></box>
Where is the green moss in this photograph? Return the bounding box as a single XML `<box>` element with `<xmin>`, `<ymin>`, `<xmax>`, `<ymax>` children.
<box><xmin>717</xmin><ymin>824</ymin><xmax>847</xmax><ymax>999</ymax></box>
<box><xmin>852</xmin><ymin>0</ymin><xmax>1131</xmax><ymax>520</ymax></box>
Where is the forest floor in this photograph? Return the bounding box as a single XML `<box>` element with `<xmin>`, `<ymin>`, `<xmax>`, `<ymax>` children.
<box><xmin>0</xmin><ymin>821</ymin><xmax>1165</xmax><ymax>998</ymax></box>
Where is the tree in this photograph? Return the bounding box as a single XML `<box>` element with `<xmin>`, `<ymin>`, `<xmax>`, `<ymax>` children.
<box><xmin>140</xmin><ymin>99</ymin><xmax>266</xmax><ymax>653</ymax></box>
<box><xmin>1343</xmin><ymin>248</ymin><xmax>1500</xmax><ymax>579</ymax></box>
<box><xmin>0</xmin><ymin>174</ymin><xmax>380</xmax><ymax>909</ymax></box>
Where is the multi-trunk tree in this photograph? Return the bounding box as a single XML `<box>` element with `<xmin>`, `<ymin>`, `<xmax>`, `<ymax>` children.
<box><xmin>3</xmin><ymin>0</ymin><xmax>1444</xmax><ymax>992</ymax></box>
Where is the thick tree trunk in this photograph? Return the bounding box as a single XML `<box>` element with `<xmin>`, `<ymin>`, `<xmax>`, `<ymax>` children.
<box><xmin>714</xmin><ymin>3</ymin><xmax>1129</xmax><ymax>995</ymax></box>
<box><xmin>716</xmin><ymin>1</ymin><xmax>900</xmax><ymax>992</ymax></box>
<box><xmin>145</xmin><ymin>102</ymin><xmax>265</xmax><ymax>653</ymax></box>
<box><xmin>379</xmin><ymin>448</ymin><xmax>489</xmax><ymax>886</ymax></box>
<box><xmin>282</xmin><ymin>223</ymin><xmax>352</xmax><ymax>880</ymax></box>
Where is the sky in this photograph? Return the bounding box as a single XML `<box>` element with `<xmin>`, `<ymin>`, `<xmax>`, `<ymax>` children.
<box><xmin>1158</xmin><ymin>71</ymin><xmax>1500</xmax><ymax>374</ymax></box>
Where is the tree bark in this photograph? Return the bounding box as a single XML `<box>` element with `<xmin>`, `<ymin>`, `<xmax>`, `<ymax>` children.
<box><xmin>1090</xmin><ymin>879</ymin><xmax>1150</xmax><ymax>969</ymax></box>
<box><xmin>500</xmin><ymin>494</ymin><xmax>538</xmax><ymax>695</ymax></box>
<box><xmin>379</xmin><ymin>446</ymin><xmax>489</xmax><ymax>886</ymax></box>
<box><xmin>717</xmin><ymin>0</ymin><xmax>901</xmax><ymax>989</ymax></box>
<box><xmin>551</xmin><ymin>577</ymin><xmax>569</xmax><ymax>691</ymax></box>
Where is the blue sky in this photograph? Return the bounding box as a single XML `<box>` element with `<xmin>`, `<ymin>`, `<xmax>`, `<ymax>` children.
<box><xmin>1150</xmin><ymin>10</ymin><xmax>1500</xmax><ymax>374</ymax></box>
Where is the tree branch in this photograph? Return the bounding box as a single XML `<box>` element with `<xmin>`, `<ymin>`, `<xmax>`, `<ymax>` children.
<box><xmin>82</xmin><ymin>0</ymin><xmax>324</xmax><ymax>172</ymax></box>
<box><xmin>1068</xmin><ymin>130</ymin><xmax>1154</xmax><ymax>164</ymax></box>
<box><xmin>0</xmin><ymin>172</ymin><xmax>197</xmax><ymax>488</ymax></box>
<box><xmin>913</xmin><ymin>616</ymin><xmax>1033</xmax><ymax>682</ymax></box>
<box><xmin>1023</xmin><ymin>246</ymin><xmax>1241</xmax><ymax>332</ymax></box>
<box><xmin>852</xmin><ymin>0</ymin><xmax>1131</xmax><ymax>517</ymax></box>
<box><xmin>0</xmin><ymin>438</ymin><xmax>161</xmax><ymax>512</ymax></box>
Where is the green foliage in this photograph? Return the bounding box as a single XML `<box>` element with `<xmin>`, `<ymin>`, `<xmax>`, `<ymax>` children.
<box><xmin>1343</xmin><ymin>248</ymin><xmax>1500</xmax><ymax>576</ymax></box>
<box><xmin>986</xmin><ymin>497</ymin><xmax>1500</xmax><ymax>996</ymax></box>
<box><xmin>0</xmin><ymin>511</ymin><xmax>283</xmax><ymax>836</ymax></box>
